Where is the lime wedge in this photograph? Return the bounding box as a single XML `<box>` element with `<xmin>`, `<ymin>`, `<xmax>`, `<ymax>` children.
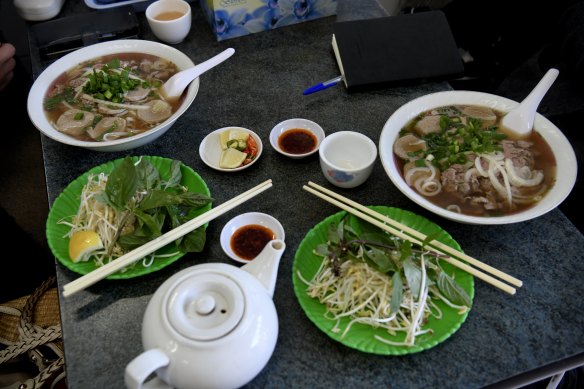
<box><xmin>228</xmin><ymin>130</ymin><xmax>250</xmax><ymax>142</ymax></box>
<box><xmin>220</xmin><ymin>129</ymin><xmax>249</xmax><ymax>150</ymax></box>
<box><xmin>220</xmin><ymin>130</ymin><xmax>230</xmax><ymax>150</ymax></box>
<box><xmin>220</xmin><ymin>148</ymin><xmax>247</xmax><ymax>168</ymax></box>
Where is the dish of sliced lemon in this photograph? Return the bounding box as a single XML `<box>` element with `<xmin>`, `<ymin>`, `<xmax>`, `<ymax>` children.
<box><xmin>199</xmin><ymin>127</ymin><xmax>263</xmax><ymax>172</ymax></box>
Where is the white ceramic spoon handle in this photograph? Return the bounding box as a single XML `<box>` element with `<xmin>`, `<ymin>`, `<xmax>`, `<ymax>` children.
<box><xmin>502</xmin><ymin>68</ymin><xmax>559</xmax><ymax>135</ymax></box>
<box><xmin>163</xmin><ymin>48</ymin><xmax>235</xmax><ymax>98</ymax></box>
<box><xmin>519</xmin><ymin>68</ymin><xmax>559</xmax><ymax>127</ymax></box>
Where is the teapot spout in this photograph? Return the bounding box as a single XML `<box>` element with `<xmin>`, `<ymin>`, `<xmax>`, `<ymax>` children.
<box><xmin>241</xmin><ymin>239</ymin><xmax>285</xmax><ymax>298</ymax></box>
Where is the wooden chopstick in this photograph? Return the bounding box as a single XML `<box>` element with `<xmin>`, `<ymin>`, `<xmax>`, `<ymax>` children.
<box><xmin>62</xmin><ymin>179</ymin><xmax>273</xmax><ymax>297</ymax></box>
<box><xmin>303</xmin><ymin>181</ymin><xmax>521</xmax><ymax>295</ymax></box>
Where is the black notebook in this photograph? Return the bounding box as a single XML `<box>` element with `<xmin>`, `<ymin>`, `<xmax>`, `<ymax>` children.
<box><xmin>332</xmin><ymin>11</ymin><xmax>464</xmax><ymax>92</ymax></box>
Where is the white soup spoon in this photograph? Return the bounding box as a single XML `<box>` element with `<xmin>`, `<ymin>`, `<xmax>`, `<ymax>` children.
<box><xmin>500</xmin><ymin>68</ymin><xmax>559</xmax><ymax>136</ymax></box>
<box><xmin>160</xmin><ymin>48</ymin><xmax>235</xmax><ymax>101</ymax></box>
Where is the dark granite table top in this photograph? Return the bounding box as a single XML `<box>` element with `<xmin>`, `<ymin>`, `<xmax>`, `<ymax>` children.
<box><xmin>39</xmin><ymin>1</ymin><xmax>584</xmax><ymax>388</ymax></box>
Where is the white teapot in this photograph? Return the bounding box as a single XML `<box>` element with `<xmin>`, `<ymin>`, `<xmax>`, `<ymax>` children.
<box><xmin>125</xmin><ymin>239</ymin><xmax>285</xmax><ymax>389</ymax></box>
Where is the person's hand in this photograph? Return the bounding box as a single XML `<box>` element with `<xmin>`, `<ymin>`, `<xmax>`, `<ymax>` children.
<box><xmin>0</xmin><ymin>43</ymin><xmax>16</xmax><ymax>92</ymax></box>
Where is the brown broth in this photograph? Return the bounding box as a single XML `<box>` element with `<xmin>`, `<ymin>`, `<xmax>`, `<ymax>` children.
<box><xmin>278</xmin><ymin>128</ymin><xmax>317</xmax><ymax>154</ymax></box>
<box><xmin>230</xmin><ymin>224</ymin><xmax>275</xmax><ymax>260</ymax></box>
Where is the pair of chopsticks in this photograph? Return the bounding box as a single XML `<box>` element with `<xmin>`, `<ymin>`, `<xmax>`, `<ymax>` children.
<box><xmin>62</xmin><ymin>179</ymin><xmax>273</xmax><ymax>297</ymax></box>
<box><xmin>303</xmin><ymin>181</ymin><xmax>522</xmax><ymax>295</ymax></box>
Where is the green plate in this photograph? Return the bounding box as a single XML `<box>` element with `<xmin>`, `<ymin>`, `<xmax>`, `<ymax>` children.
<box><xmin>46</xmin><ymin>156</ymin><xmax>211</xmax><ymax>279</ymax></box>
<box><xmin>292</xmin><ymin>206</ymin><xmax>474</xmax><ymax>355</ymax></box>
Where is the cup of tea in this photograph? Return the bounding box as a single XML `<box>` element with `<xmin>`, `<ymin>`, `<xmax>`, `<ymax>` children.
<box><xmin>146</xmin><ymin>0</ymin><xmax>192</xmax><ymax>44</ymax></box>
<box><xmin>319</xmin><ymin>131</ymin><xmax>378</xmax><ymax>188</ymax></box>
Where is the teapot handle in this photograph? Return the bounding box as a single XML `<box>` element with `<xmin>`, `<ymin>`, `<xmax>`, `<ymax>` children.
<box><xmin>125</xmin><ymin>348</ymin><xmax>172</xmax><ymax>389</ymax></box>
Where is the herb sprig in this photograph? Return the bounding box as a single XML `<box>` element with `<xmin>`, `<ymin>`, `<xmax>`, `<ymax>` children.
<box><xmin>82</xmin><ymin>59</ymin><xmax>144</xmax><ymax>103</ymax></box>
<box><xmin>44</xmin><ymin>86</ymin><xmax>77</xmax><ymax>111</ymax></box>
<box><xmin>314</xmin><ymin>214</ymin><xmax>471</xmax><ymax>308</ymax></box>
<box><xmin>96</xmin><ymin>156</ymin><xmax>213</xmax><ymax>253</ymax></box>
<box><xmin>417</xmin><ymin>115</ymin><xmax>507</xmax><ymax>170</ymax></box>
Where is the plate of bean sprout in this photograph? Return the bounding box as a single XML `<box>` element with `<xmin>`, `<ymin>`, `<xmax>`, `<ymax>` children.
<box><xmin>293</xmin><ymin>206</ymin><xmax>474</xmax><ymax>355</ymax></box>
<box><xmin>46</xmin><ymin>156</ymin><xmax>212</xmax><ymax>279</ymax></box>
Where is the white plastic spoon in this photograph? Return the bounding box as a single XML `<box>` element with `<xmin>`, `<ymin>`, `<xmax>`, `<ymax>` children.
<box><xmin>500</xmin><ymin>68</ymin><xmax>559</xmax><ymax>136</ymax></box>
<box><xmin>160</xmin><ymin>48</ymin><xmax>235</xmax><ymax>101</ymax></box>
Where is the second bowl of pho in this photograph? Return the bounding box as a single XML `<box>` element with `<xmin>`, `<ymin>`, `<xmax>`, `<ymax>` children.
<box><xmin>27</xmin><ymin>39</ymin><xmax>200</xmax><ymax>152</ymax></box>
<box><xmin>378</xmin><ymin>90</ymin><xmax>577</xmax><ymax>225</ymax></box>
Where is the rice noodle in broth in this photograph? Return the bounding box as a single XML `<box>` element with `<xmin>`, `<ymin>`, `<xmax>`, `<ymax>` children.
<box><xmin>43</xmin><ymin>53</ymin><xmax>183</xmax><ymax>142</ymax></box>
<box><xmin>393</xmin><ymin>105</ymin><xmax>556</xmax><ymax>217</ymax></box>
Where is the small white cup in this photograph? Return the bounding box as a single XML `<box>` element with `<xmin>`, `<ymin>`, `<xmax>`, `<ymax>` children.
<box><xmin>146</xmin><ymin>0</ymin><xmax>192</xmax><ymax>44</ymax></box>
<box><xmin>319</xmin><ymin>131</ymin><xmax>377</xmax><ymax>188</ymax></box>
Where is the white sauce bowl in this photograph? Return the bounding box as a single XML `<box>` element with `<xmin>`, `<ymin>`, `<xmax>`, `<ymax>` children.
<box><xmin>220</xmin><ymin>212</ymin><xmax>285</xmax><ymax>263</ymax></box>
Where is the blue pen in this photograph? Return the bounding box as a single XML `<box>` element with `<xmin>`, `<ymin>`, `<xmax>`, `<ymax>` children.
<box><xmin>303</xmin><ymin>75</ymin><xmax>343</xmax><ymax>95</ymax></box>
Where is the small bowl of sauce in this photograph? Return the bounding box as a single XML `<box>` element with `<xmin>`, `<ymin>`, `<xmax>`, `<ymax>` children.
<box><xmin>270</xmin><ymin>118</ymin><xmax>325</xmax><ymax>159</ymax></box>
<box><xmin>220</xmin><ymin>212</ymin><xmax>285</xmax><ymax>263</ymax></box>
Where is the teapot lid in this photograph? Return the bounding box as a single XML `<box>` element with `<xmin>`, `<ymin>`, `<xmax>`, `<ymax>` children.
<box><xmin>165</xmin><ymin>271</ymin><xmax>244</xmax><ymax>341</ymax></box>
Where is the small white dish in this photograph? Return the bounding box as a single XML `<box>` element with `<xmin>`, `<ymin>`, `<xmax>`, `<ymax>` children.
<box><xmin>269</xmin><ymin>118</ymin><xmax>325</xmax><ymax>159</ymax></box>
<box><xmin>220</xmin><ymin>212</ymin><xmax>285</xmax><ymax>263</ymax></box>
<box><xmin>199</xmin><ymin>127</ymin><xmax>263</xmax><ymax>172</ymax></box>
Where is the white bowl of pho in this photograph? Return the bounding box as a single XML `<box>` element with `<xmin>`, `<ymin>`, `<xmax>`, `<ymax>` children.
<box><xmin>379</xmin><ymin>90</ymin><xmax>577</xmax><ymax>225</ymax></box>
<box><xmin>27</xmin><ymin>39</ymin><xmax>199</xmax><ymax>152</ymax></box>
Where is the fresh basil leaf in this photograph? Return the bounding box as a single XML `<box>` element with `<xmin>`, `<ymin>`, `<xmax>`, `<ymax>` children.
<box><xmin>342</xmin><ymin>222</ymin><xmax>359</xmax><ymax>241</ymax></box>
<box><xmin>437</xmin><ymin>271</ymin><xmax>472</xmax><ymax>307</ymax></box>
<box><xmin>177</xmin><ymin>228</ymin><xmax>206</xmax><ymax>252</ymax></box>
<box><xmin>133</xmin><ymin>209</ymin><xmax>163</xmax><ymax>237</ymax></box>
<box><xmin>328</xmin><ymin>223</ymin><xmax>340</xmax><ymax>244</ymax></box>
<box><xmin>400</xmin><ymin>240</ymin><xmax>413</xmax><ymax>261</ymax></box>
<box><xmin>361</xmin><ymin>231</ymin><xmax>394</xmax><ymax>246</ymax></box>
<box><xmin>336</xmin><ymin>220</ymin><xmax>345</xmax><ymax>243</ymax></box>
<box><xmin>176</xmin><ymin>192</ymin><xmax>213</xmax><ymax>208</ymax></box>
<box><xmin>118</xmin><ymin>234</ymin><xmax>151</xmax><ymax>251</ymax></box>
<box><xmin>314</xmin><ymin>244</ymin><xmax>330</xmax><ymax>257</ymax></box>
<box><xmin>164</xmin><ymin>160</ymin><xmax>183</xmax><ymax>189</ymax></box>
<box><xmin>138</xmin><ymin>190</ymin><xmax>212</xmax><ymax>210</ymax></box>
<box><xmin>103</xmin><ymin>157</ymin><xmax>138</xmax><ymax>210</ymax></box>
<box><xmin>166</xmin><ymin>204</ymin><xmax>181</xmax><ymax>229</ymax></box>
<box><xmin>421</xmin><ymin>230</ymin><xmax>446</xmax><ymax>249</ymax></box>
<box><xmin>138</xmin><ymin>190</ymin><xmax>185</xmax><ymax>210</ymax></box>
<box><xmin>135</xmin><ymin>158</ymin><xmax>161</xmax><ymax>190</ymax></box>
<box><xmin>364</xmin><ymin>245</ymin><xmax>395</xmax><ymax>273</ymax></box>
<box><xmin>348</xmin><ymin>213</ymin><xmax>381</xmax><ymax>236</ymax></box>
<box><xmin>390</xmin><ymin>272</ymin><xmax>404</xmax><ymax>314</ymax></box>
<box><xmin>403</xmin><ymin>258</ymin><xmax>422</xmax><ymax>300</ymax></box>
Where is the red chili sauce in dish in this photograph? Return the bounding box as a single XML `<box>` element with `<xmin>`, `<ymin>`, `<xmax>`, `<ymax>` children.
<box><xmin>230</xmin><ymin>224</ymin><xmax>275</xmax><ymax>260</ymax></box>
<box><xmin>278</xmin><ymin>128</ymin><xmax>317</xmax><ymax>154</ymax></box>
